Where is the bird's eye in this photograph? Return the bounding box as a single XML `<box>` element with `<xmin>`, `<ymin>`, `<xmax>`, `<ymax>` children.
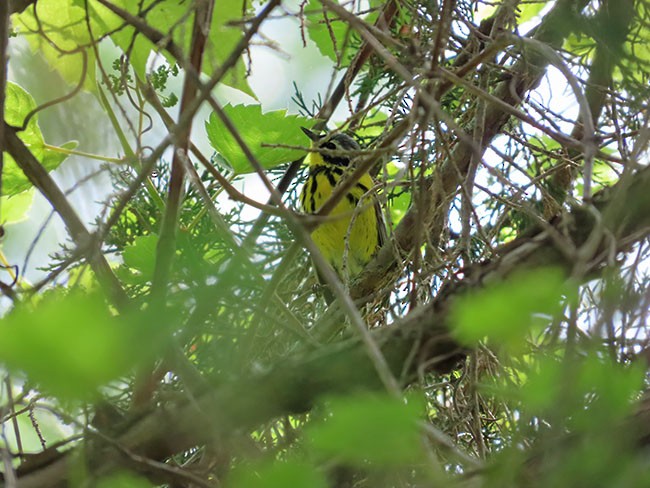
<box><xmin>322</xmin><ymin>142</ymin><xmax>336</xmax><ymax>150</ymax></box>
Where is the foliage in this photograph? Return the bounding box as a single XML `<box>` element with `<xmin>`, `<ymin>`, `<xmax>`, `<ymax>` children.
<box><xmin>205</xmin><ymin>104</ymin><xmax>312</xmax><ymax>174</ymax></box>
<box><xmin>1</xmin><ymin>0</ymin><xmax>650</xmax><ymax>487</ymax></box>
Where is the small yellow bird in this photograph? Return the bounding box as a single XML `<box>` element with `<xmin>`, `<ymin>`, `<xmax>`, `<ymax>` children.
<box><xmin>299</xmin><ymin>127</ymin><xmax>385</xmax><ymax>297</ymax></box>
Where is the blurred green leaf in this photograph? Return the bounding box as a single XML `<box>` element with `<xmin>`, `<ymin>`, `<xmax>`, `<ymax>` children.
<box><xmin>205</xmin><ymin>104</ymin><xmax>311</xmax><ymax>174</ymax></box>
<box><xmin>450</xmin><ymin>268</ymin><xmax>567</xmax><ymax>352</ymax></box>
<box><xmin>3</xmin><ymin>83</ymin><xmax>77</xmax><ymax>195</ymax></box>
<box><xmin>308</xmin><ymin>393</ymin><xmax>423</xmax><ymax>466</ymax></box>
<box><xmin>519</xmin><ymin>356</ymin><xmax>564</xmax><ymax>412</ymax></box>
<box><xmin>1</xmin><ymin>189</ymin><xmax>34</xmax><ymax>224</ymax></box>
<box><xmin>516</xmin><ymin>1</ymin><xmax>549</xmax><ymax>24</ymax></box>
<box><xmin>541</xmin><ymin>431</ymin><xmax>649</xmax><ymax>488</ymax></box>
<box><xmin>19</xmin><ymin>0</ymin><xmax>254</xmax><ymax>96</ymax></box>
<box><xmin>519</xmin><ymin>354</ymin><xmax>643</xmax><ymax>422</ymax></box>
<box><xmin>228</xmin><ymin>460</ymin><xmax>327</xmax><ymax>488</ymax></box>
<box><xmin>14</xmin><ymin>0</ymin><xmax>98</xmax><ymax>90</ymax></box>
<box><xmin>205</xmin><ymin>0</ymin><xmax>255</xmax><ymax>97</ymax></box>
<box><xmin>122</xmin><ymin>234</ymin><xmax>158</xmax><ymax>280</ymax></box>
<box><xmin>95</xmin><ymin>472</ymin><xmax>154</xmax><ymax>488</ymax></box>
<box><xmin>572</xmin><ymin>355</ymin><xmax>644</xmax><ymax>427</ymax></box>
<box><xmin>0</xmin><ymin>290</ymin><xmax>163</xmax><ymax>399</ymax></box>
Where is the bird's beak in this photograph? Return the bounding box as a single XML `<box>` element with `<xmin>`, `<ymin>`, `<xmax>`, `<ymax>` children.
<box><xmin>301</xmin><ymin>127</ymin><xmax>320</xmax><ymax>142</ymax></box>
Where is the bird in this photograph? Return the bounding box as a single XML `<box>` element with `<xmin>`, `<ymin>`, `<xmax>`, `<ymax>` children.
<box><xmin>299</xmin><ymin>127</ymin><xmax>385</xmax><ymax>301</ymax></box>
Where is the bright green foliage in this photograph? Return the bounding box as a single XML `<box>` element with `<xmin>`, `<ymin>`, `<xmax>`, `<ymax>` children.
<box><xmin>1</xmin><ymin>189</ymin><xmax>34</xmax><ymax>224</ymax></box>
<box><xmin>305</xmin><ymin>0</ymin><xmax>382</xmax><ymax>65</ymax></box>
<box><xmin>4</xmin><ymin>0</ymin><xmax>650</xmax><ymax>486</ymax></box>
<box><xmin>385</xmin><ymin>161</ymin><xmax>410</xmax><ymax>225</ymax></box>
<box><xmin>227</xmin><ymin>460</ymin><xmax>328</xmax><ymax>488</ymax></box>
<box><xmin>3</xmin><ymin>83</ymin><xmax>76</xmax><ymax>196</ymax></box>
<box><xmin>122</xmin><ymin>234</ymin><xmax>159</xmax><ymax>283</ymax></box>
<box><xmin>15</xmin><ymin>0</ymin><xmax>99</xmax><ymax>89</ymax></box>
<box><xmin>518</xmin><ymin>355</ymin><xmax>643</xmax><ymax>421</ymax></box>
<box><xmin>307</xmin><ymin>393</ymin><xmax>423</xmax><ymax>466</ymax></box>
<box><xmin>482</xmin><ymin>353</ymin><xmax>646</xmax><ymax>488</ymax></box>
<box><xmin>450</xmin><ymin>268</ymin><xmax>568</xmax><ymax>352</ymax></box>
<box><xmin>16</xmin><ymin>0</ymin><xmax>254</xmax><ymax>95</ymax></box>
<box><xmin>515</xmin><ymin>1</ymin><xmax>550</xmax><ymax>24</ymax></box>
<box><xmin>100</xmin><ymin>0</ymin><xmax>253</xmax><ymax>95</ymax></box>
<box><xmin>0</xmin><ymin>290</ymin><xmax>162</xmax><ymax>399</ymax></box>
<box><xmin>205</xmin><ymin>104</ymin><xmax>312</xmax><ymax>174</ymax></box>
<box><xmin>95</xmin><ymin>472</ymin><xmax>154</xmax><ymax>488</ymax></box>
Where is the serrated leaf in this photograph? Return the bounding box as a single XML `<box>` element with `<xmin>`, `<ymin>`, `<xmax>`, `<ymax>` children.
<box><xmin>307</xmin><ymin>393</ymin><xmax>423</xmax><ymax>466</ymax></box>
<box><xmin>206</xmin><ymin>0</ymin><xmax>255</xmax><ymax>97</ymax></box>
<box><xmin>205</xmin><ymin>104</ymin><xmax>311</xmax><ymax>174</ymax></box>
<box><xmin>3</xmin><ymin>83</ymin><xmax>77</xmax><ymax>195</ymax></box>
<box><xmin>228</xmin><ymin>461</ymin><xmax>327</xmax><ymax>488</ymax></box>
<box><xmin>305</xmin><ymin>0</ymin><xmax>353</xmax><ymax>63</ymax></box>
<box><xmin>450</xmin><ymin>267</ymin><xmax>568</xmax><ymax>352</ymax></box>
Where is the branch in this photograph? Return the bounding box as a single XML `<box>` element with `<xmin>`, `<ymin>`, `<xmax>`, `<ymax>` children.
<box><xmin>241</xmin><ymin>0</ymin><xmax>401</xmax><ymax>247</ymax></box>
<box><xmin>2</xmin><ymin>125</ymin><xmax>129</xmax><ymax>308</ymax></box>
<box><xmin>0</xmin><ymin>0</ymin><xmax>9</xmax><ymax>200</ymax></box>
<box><xmin>549</xmin><ymin>0</ymin><xmax>636</xmax><ymax>204</ymax></box>
<box><xmin>352</xmin><ymin>0</ymin><xmax>591</xmax><ymax>300</ymax></box>
<box><xmin>150</xmin><ymin>0</ymin><xmax>214</xmax><ymax>299</ymax></box>
<box><xmin>8</xmin><ymin>0</ymin><xmax>35</xmax><ymax>15</ymax></box>
<box><xmin>13</xmin><ymin>159</ymin><xmax>650</xmax><ymax>487</ymax></box>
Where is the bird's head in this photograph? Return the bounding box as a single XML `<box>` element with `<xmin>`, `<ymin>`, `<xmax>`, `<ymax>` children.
<box><xmin>301</xmin><ymin>127</ymin><xmax>359</xmax><ymax>167</ymax></box>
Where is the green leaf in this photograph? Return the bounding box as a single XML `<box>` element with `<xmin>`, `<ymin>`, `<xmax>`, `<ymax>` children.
<box><xmin>99</xmin><ymin>0</ymin><xmax>254</xmax><ymax>96</ymax></box>
<box><xmin>122</xmin><ymin>234</ymin><xmax>158</xmax><ymax>280</ymax></box>
<box><xmin>519</xmin><ymin>354</ymin><xmax>644</xmax><ymax>427</ymax></box>
<box><xmin>519</xmin><ymin>356</ymin><xmax>564</xmax><ymax>412</ymax></box>
<box><xmin>205</xmin><ymin>0</ymin><xmax>255</xmax><ymax>97</ymax></box>
<box><xmin>1</xmin><ymin>189</ymin><xmax>34</xmax><ymax>224</ymax></box>
<box><xmin>3</xmin><ymin>83</ymin><xmax>77</xmax><ymax>196</ymax></box>
<box><xmin>308</xmin><ymin>393</ymin><xmax>423</xmax><ymax>466</ymax></box>
<box><xmin>516</xmin><ymin>1</ymin><xmax>550</xmax><ymax>24</ymax></box>
<box><xmin>305</xmin><ymin>0</ymin><xmax>353</xmax><ymax>63</ymax></box>
<box><xmin>450</xmin><ymin>267</ymin><xmax>568</xmax><ymax>352</ymax></box>
<box><xmin>95</xmin><ymin>472</ymin><xmax>154</xmax><ymax>488</ymax></box>
<box><xmin>571</xmin><ymin>356</ymin><xmax>644</xmax><ymax>427</ymax></box>
<box><xmin>228</xmin><ymin>461</ymin><xmax>327</xmax><ymax>488</ymax></box>
<box><xmin>0</xmin><ymin>290</ymin><xmax>163</xmax><ymax>400</ymax></box>
<box><xmin>205</xmin><ymin>104</ymin><xmax>311</xmax><ymax>174</ymax></box>
<box><xmin>14</xmin><ymin>0</ymin><xmax>98</xmax><ymax>90</ymax></box>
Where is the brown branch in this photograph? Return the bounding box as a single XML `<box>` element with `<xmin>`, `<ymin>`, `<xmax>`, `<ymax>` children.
<box><xmin>0</xmin><ymin>0</ymin><xmax>8</xmax><ymax>201</ymax></box>
<box><xmin>2</xmin><ymin>125</ymin><xmax>129</xmax><ymax>309</ymax></box>
<box><xmin>8</xmin><ymin>0</ymin><xmax>35</xmax><ymax>15</ymax></box>
<box><xmin>132</xmin><ymin>0</ymin><xmax>215</xmax><ymax>409</ymax></box>
<box><xmin>549</xmin><ymin>0</ymin><xmax>636</xmax><ymax>206</ymax></box>
<box><xmin>351</xmin><ymin>0</ymin><xmax>591</xmax><ymax>301</ymax></box>
<box><xmin>13</xmin><ymin>161</ymin><xmax>650</xmax><ymax>487</ymax></box>
<box><xmin>150</xmin><ymin>0</ymin><xmax>214</xmax><ymax>300</ymax></box>
<box><xmin>241</xmin><ymin>0</ymin><xmax>400</xmax><ymax>248</ymax></box>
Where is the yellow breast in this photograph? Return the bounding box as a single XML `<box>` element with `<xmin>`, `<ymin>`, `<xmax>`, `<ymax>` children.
<box><xmin>300</xmin><ymin>154</ymin><xmax>381</xmax><ymax>278</ymax></box>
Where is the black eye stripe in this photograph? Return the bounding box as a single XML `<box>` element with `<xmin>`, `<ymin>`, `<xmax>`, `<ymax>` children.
<box><xmin>322</xmin><ymin>142</ymin><xmax>336</xmax><ymax>150</ymax></box>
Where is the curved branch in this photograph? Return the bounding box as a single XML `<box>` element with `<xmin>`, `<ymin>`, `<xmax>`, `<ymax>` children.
<box><xmin>352</xmin><ymin>0</ymin><xmax>591</xmax><ymax>301</ymax></box>
<box><xmin>2</xmin><ymin>125</ymin><xmax>129</xmax><ymax>308</ymax></box>
<box><xmin>13</xmin><ymin>160</ymin><xmax>650</xmax><ymax>487</ymax></box>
